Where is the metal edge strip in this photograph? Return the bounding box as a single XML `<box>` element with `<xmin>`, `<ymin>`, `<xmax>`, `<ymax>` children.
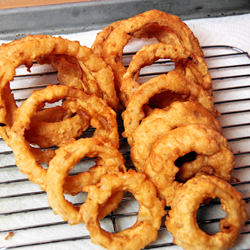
<box><xmin>0</xmin><ymin>0</ymin><xmax>250</xmax><ymax>40</ymax></box>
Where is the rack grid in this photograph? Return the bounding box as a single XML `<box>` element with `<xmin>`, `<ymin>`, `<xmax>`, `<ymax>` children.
<box><xmin>0</xmin><ymin>44</ymin><xmax>250</xmax><ymax>249</ymax></box>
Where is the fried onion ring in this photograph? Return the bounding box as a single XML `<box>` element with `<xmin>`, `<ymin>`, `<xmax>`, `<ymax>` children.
<box><xmin>25</xmin><ymin>109</ymin><xmax>90</xmax><ymax>148</ymax></box>
<box><xmin>80</xmin><ymin>170</ymin><xmax>165</xmax><ymax>250</ymax></box>
<box><xmin>25</xmin><ymin>106</ymin><xmax>90</xmax><ymax>163</ymax></box>
<box><xmin>47</xmin><ymin>137</ymin><xmax>126</xmax><ymax>225</ymax></box>
<box><xmin>9</xmin><ymin>85</ymin><xmax>119</xmax><ymax>190</ymax></box>
<box><xmin>122</xmin><ymin>71</ymin><xmax>216</xmax><ymax>145</ymax></box>
<box><xmin>131</xmin><ymin>101</ymin><xmax>222</xmax><ymax>172</ymax></box>
<box><xmin>101</xmin><ymin>9</ymin><xmax>203</xmax><ymax>99</ymax></box>
<box><xmin>166</xmin><ymin>174</ymin><xmax>248</xmax><ymax>250</ymax></box>
<box><xmin>121</xmin><ymin>43</ymin><xmax>211</xmax><ymax>106</ymax></box>
<box><xmin>144</xmin><ymin>124</ymin><xmax>234</xmax><ymax>205</ymax></box>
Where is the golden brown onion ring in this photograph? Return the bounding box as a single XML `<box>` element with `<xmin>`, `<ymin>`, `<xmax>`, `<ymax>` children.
<box><xmin>121</xmin><ymin>43</ymin><xmax>211</xmax><ymax>106</ymax></box>
<box><xmin>80</xmin><ymin>170</ymin><xmax>165</xmax><ymax>250</ymax></box>
<box><xmin>25</xmin><ymin>110</ymin><xmax>90</xmax><ymax>148</ymax></box>
<box><xmin>9</xmin><ymin>85</ymin><xmax>119</xmax><ymax>190</ymax></box>
<box><xmin>166</xmin><ymin>174</ymin><xmax>247</xmax><ymax>250</ymax></box>
<box><xmin>122</xmin><ymin>71</ymin><xmax>216</xmax><ymax>145</ymax></box>
<box><xmin>47</xmin><ymin>137</ymin><xmax>126</xmax><ymax>225</ymax></box>
<box><xmin>24</xmin><ymin>105</ymin><xmax>90</xmax><ymax>161</ymax></box>
<box><xmin>144</xmin><ymin>124</ymin><xmax>234</xmax><ymax>205</ymax></box>
<box><xmin>131</xmin><ymin>101</ymin><xmax>222</xmax><ymax>172</ymax></box>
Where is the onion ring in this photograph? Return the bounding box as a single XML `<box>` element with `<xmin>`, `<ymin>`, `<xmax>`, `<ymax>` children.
<box><xmin>131</xmin><ymin>101</ymin><xmax>222</xmax><ymax>172</ymax></box>
<box><xmin>26</xmin><ymin>106</ymin><xmax>83</xmax><ymax>163</ymax></box>
<box><xmin>166</xmin><ymin>174</ymin><xmax>248</xmax><ymax>250</ymax></box>
<box><xmin>47</xmin><ymin>137</ymin><xmax>126</xmax><ymax>225</ymax></box>
<box><xmin>101</xmin><ymin>9</ymin><xmax>203</xmax><ymax>99</ymax></box>
<box><xmin>144</xmin><ymin>124</ymin><xmax>234</xmax><ymax>205</ymax></box>
<box><xmin>121</xmin><ymin>43</ymin><xmax>211</xmax><ymax>106</ymax></box>
<box><xmin>122</xmin><ymin>71</ymin><xmax>216</xmax><ymax>145</ymax></box>
<box><xmin>25</xmin><ymin>109</ymin><xmax>90</xmax><ymax>148</ymax></box>
<box><xmin>80</xmin><ymin>170</ymin><xmax>165</xmax><ymax>250</ymax></box>
<box><xmin>9</xmin><ymin>85</ymin><xmax>119</xmax><ymax>190</ymax></box>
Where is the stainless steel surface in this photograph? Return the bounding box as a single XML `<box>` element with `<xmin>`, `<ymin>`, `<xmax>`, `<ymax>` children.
<box><xmin>0</xmin><ymin>0</ymin><xmax>250</xmax><ymax>40</ymax></box>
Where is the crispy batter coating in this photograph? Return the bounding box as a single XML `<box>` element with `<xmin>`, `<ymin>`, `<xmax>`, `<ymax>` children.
<box><xmin>9</xmin><ymin>85</ymin><xmax>119</xmax><ymax>190</ymax></box>
<box><xmin>38</xmin><ymin>54</ymin><xmax>118</xmax><ymax>110</ymax></box>
<box><xmin>32</xmin><ymin>106</ymin><xmax>67</xmax><ymax>122</ymax></box>
<box><xmin>92</xmin><ymin>20</ymin><xmax>123</xmax><ymax>57</ymax></box>
<box><xmin>38</xmin><ymin>55</ymin><xmax>86</xmax><ymax>89</ymax></box>
<box><xmin>166</xmin><ymin>174</ymin><xmax>248</xmax><ymax>250</ymax></box>
<box><xmin>121</xmin><ymin>43</ymin><xmax>211</xmax><ymax>106</ymax></box>
<box><xmin>122</xmin><ymin>71</ymin><xmax>216</xmax><ymax>145</ymax></box>
<box><xmin>0</xmin><ymin>34</ymin><xmax>118</xmax><ymax>143</ymax></box>
<box><xmin>144</xmin><ymin>124</ymin><xmax>234</xmax><ymax>205</ymax></box>
<box><xmin>25</xmin><ymin>107</ymin><xmax>90</xmax><ymax>148</ymax></box>
<box><xmin>80</xmin><ymin>170</ymin><xmax>165</xmax><ymax>250</ymax></box>
<box><xmin>0</xmin><ymin>10</ymin><xmax>245</xmax><ymax>250</ymax></box>
<box><xmin>100</xmin><ymin>9</ymin><xmax>203</xmax><ymax>100</ymax></box>
<box><xmin>47</xmin><ymin>137</ymin><xmax>126</xmax><ymax>225</ymax></box>
<box><xmin>131</xmin><ymin>101</ymin><xmax>222</xmax><ymax>172</ymax></box>
<box><xmin>29</xmin><ymin>147</ymin><xmax>56</xmax><ymax>164</ymax></box>
<box><xmin>26</xmin><ymin>106</ymin><xmax>86</xmax><ymax>148</ymax></box>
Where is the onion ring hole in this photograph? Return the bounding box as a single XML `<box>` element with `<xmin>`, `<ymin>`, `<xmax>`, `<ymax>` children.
<box><xmin>148</xmin><ymin>90</ymin><xmax>187</xmax><ymax>109</ymax></box>
<box><xmin>174</xmin><ymin>151</ymin><xmax>197</xmax><ymax>183</ymax></box>
<box><xmin>105</xmin><ymin>192</ymin><xmax>139</xmax><ymax>233</ymax></box>
<box><xmin>196</xmin><ymin>198</ymin><xmax>226</xmax><ymax>235</ymax></box>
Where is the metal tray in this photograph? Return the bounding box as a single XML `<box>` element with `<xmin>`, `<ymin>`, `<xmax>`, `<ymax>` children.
<box><xmin>0</xmin><ymin>1</ymin><xmax>250</xmax><ymax>249</ymax></box>
<box><xmin>0</xmin><ymin>0</ymin><xmax>250</xmax><ymax>40</ymax></box>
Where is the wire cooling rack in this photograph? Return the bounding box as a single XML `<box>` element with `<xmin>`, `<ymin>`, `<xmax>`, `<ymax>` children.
<box><xmin>0</xmin><ymin>44</ymin><xmax>250</xmax><ymax>250</ymax></box>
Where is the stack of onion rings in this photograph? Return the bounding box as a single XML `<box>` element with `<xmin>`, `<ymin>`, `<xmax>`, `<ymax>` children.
<box><xmin>0</xmin><ymin>34</ymin><xmax>118</xmax><ymax>149</ymax></box>
<box><xmin>90</xmin><ymin>10</ymin><xmax>246</xmax><ymax>249</ymax></box>
<box><xmin>9</xmin><ymin>84</ymin><xmax>119</xmax><ymax>190</ymax></box>
<box><xmin>122</xmin><ymin>71</ymin><xmax>216</xmax><ymax>145</ymax></box>
<box><xmin>121</xmin><ymin>43</ymin><xmax>211</xmax><ymax>106</ymax></box>
<box><xmin>92</xmin><ymin>9</ymin><xmax>204</xmax><ymax>103</ymax></box>
<box><xmin>144</xmin><ymin>124</ymin><xmax>234</xmax><ymax>205</ymax></box>
<box><xmin>0</xmin><ymin>9</ymin><xmax>246</xmax><ymax>250</ymax></box>
<box><xmin>47</xmin><ymin>137</ymin><xmax>126</xmax><ymax>225</ymax></box>
<box><xmin>130</xmin><ymin>101</ymin><xmax>222</xmax><ymax>172</ymax></box>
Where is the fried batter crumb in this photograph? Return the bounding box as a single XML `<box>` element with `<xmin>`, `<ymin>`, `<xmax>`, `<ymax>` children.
<box><xmin>4</xmin><ymin>232</ymin><xmax>14</xmax><ymax>240</ymax></box>
<box><xmin>231</xmin><ymin>177</ymin><xmax>241</xmax><ymax>183</ymax></box>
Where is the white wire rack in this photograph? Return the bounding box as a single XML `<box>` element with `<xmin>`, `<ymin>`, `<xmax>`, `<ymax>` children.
<box><xmin>0</xmin><ymin>45</ymin><xmax>250</xmax><ymax>249</ymax></box>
